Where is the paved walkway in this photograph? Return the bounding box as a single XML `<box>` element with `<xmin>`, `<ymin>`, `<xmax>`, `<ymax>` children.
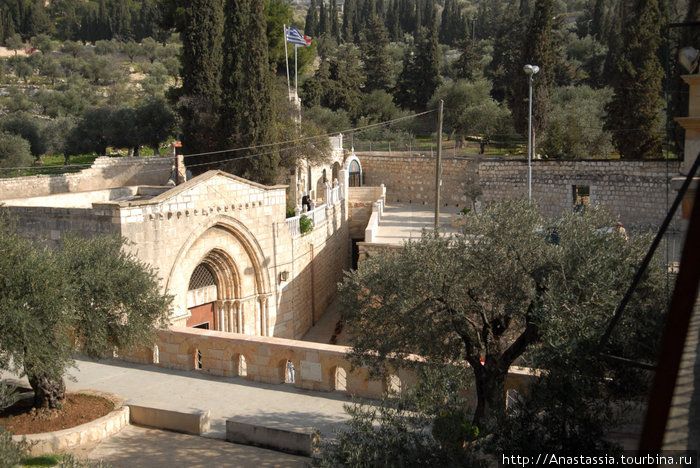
<box><xmin>75</xmin><ymin>425</ymin><xmax>309</xmax><ymax>467</ymax></box>
<box><xmin>24</xmin><ymin>358</ymin><xmax>352</xmax><ymax>439</ymax></box>
<box><xmin>3</xmin><ymin>357</ymin><xmax>354</xmax><ymax>465</ymax></box>
<box><xmin>374</xmin><ymin>202</ymin><xmax>462</xmax><ymax>244</ymax></box>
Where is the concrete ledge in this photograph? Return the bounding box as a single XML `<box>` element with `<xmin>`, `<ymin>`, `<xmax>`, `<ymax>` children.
<box><xmin>129</xmin><ymin>404</ymin><xmax>210</xmax><ymax>435</ymax></box>
<box><xmin>13</xmin><ymin>390</ymin><xmax>129</xmax><ymax>456</ymax></box>
<box><xmin>226</xmin><ymin>419</ymin><xmax>318</xmax><ymax>456</ymax></box>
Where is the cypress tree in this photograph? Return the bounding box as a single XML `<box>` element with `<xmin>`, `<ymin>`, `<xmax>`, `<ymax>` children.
<box><xmin>318</xmin><ymin>0</ymin><xmax>328</xmax><ymax>37</ymax></box>
<box><xmin>305</xmin><ymin>0</ymin><xmax>318</xmax><ymax>37</ymax></box>
<box><xmin>451</xmin><ymin>38</ymin><xmax>480</xmax><ymax>80</ymax></box>
<box><xmin>219</xmin><ymin>0</ymin><xmax>276</xmax><ymax>182</ymax></box>
<box><xmin>507</xmin><ymin>0</ymin><xmax>558</xmax><ymax>136</ymax></box>
<box><xmin>361</xmin><ymin>14</ymin><xmax>392</xmax><ymax>91</ymax></box>
<box><xmin>386</xmin><ymin>0</ymin><xmax>401</xmax><ymax>41</ymax></box>
<box><xmin>342</xmin><ymin>0</ymin><xmax>356</xmax><ymax>42</ymax></box>
<box><xmin>330</xmin><ymin>0</ymin><xmax>340</xmax><ymax>40</ymax></box>
<box><xmin>604</xmin><ymin>0</ymin><xmax>664</xmax><ymax>159</ymax></box>
<box><xmin>394</xmin><ymin>22</ymin><xmax>440</xmax><ymax>110</ymax></box>
<box><xmin>180</xmin><ymin>0</ymin><xmax>224</xmax><ymax>160</ymax></box>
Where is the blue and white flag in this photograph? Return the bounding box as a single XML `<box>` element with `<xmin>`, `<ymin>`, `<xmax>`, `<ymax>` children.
<box><xmin>285</xmin><ymin>26</ymin><xmax>311</xmax><ymax>47</ymax></box>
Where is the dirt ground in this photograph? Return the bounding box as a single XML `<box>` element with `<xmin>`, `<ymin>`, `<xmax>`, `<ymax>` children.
<box><xmin>0</xmin><ymin>393</ymin><xmax>113</xmax><ymax>434</ymax></box>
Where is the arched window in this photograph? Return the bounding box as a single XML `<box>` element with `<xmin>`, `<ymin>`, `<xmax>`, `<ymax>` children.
<box><xmin>187</xmin><ymin>264</ymin><xmax>217</xmax><ymax>329</ymax></box>
<box><xmin>349</xmin><ymin>160</ymin><xmax>361</xmax><ymax>187</ymax></box>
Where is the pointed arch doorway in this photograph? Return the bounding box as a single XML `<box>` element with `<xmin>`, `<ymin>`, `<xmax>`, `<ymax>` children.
<box><xmin>185</xmin><ymin>248</ymin><xmax>241</xmax><ymax>332</ymax></box>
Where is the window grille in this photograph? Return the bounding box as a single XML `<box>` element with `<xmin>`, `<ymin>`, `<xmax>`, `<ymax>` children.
<box><xmin>188</xmin><ymin>264</ymin><xmax>216</xmax><ymax>290</ymax></box>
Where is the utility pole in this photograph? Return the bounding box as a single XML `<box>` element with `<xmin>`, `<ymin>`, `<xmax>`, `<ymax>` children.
<box><xmin>434</xmin><ymin>100</ymin><xmax>444</xmax><ymax>229</ymax></box>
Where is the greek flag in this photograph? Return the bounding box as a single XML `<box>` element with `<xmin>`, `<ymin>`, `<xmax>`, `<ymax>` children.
<box><xmin>285</xmin><ymin>26</ymin><xmax>311</xmax><ymax>47</ymax></box>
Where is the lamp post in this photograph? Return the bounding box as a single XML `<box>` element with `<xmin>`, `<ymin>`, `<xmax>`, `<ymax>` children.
<box><xmin>523</xmin><ymin>64</ymin><xmax>539</xmax><ymax>203</ymax></box>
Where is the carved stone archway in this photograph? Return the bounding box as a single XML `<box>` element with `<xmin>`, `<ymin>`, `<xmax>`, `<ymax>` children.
<box><xmin>166</xmin><ymin>215</ymin><xmax>272</xmax><ymax>336</ymax></box>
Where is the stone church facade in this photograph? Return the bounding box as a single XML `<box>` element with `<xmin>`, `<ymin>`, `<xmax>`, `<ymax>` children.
<box><xmin>0</xmin><ymin>141</ymin><xmax>354</xmax><ymax>341</ymax></box>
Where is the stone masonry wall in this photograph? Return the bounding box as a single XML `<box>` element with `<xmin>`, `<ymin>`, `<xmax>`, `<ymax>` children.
<box><xmin>348</xmin><ymin>186</ymin><xmax>384</xmax><ymax>239</ymax></box>
<box><xmin>0</xmin><ymin>156</ymin><xmax>172</xmax><ymax>201</ymax></box>
<box><xmin>360</xmin><ymin>153</ymin><xmax>683</xmax><ymax>230</ymax></box>
<box><xmin>276</xmin><ymin>201</ymin><xmax>349</xmax><ymax>339</ymax></box>
<box><xmin>5</xmin><ymin>205</ymin><xmax>120</xmax><ymax>245</ymax></box>
<box><xmin>121</xmin><ymin>326</ymin><xmax>536</xmax><ymax>403</ymax></box>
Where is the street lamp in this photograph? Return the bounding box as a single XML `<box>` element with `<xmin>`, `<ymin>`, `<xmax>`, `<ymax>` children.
<box><xmin>523</xmin><ymin>64</ymin><xmax>539</xmax><ymax>203</ymax></box>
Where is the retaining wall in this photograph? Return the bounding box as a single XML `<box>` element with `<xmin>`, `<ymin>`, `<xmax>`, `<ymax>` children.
<box><xmin>0</xmin><ymin>156</ymin><xmax>173</xmax><ymax>201</ymax></box>
<box><xmin>359</xmin><ymin>153</ymin><xmax>683</xmax><ymax>230</ymax></box>
<box><xmin>122</xmin><ymin>327</ymin><xmax>537</xmax><ymax>403</ymax></box>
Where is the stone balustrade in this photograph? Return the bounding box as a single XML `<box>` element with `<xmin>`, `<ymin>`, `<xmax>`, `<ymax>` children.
<box><xmin>121</xmin><ymin>326</ymin><xmax>538</xmax><ymax>404</ymax></box>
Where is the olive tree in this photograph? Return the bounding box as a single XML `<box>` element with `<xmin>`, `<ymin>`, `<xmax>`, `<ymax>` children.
<box><xmin>0</xmin><ymin>217</ymin><xmax>171</xmax><ymax>409</ymax></box>
<box><xmin>339</xmin><ymin>200</ymin><xmax>665</xmax><ymax>427</ymax></box>
<box><xmin>0</xmin><ymin>132</ymin><xmax>33</xmax><ymax>168</ymax></box>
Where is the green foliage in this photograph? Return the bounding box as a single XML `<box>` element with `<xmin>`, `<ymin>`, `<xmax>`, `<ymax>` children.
<box><xmin>603</xmin><ymin>0</ymin><xmax>664</xmax><ymax>159</ymax></box>
<box><xmin>507</xmin><ymin>0</ymin><xmax>561</xmax><ymax>136</ymax></box>
<box><xmin>301</xmin><ymin>44</ymin><xmax>365</xmax><ymax>120</ymax></box>
<box><xmin>360</xmin><ymin>14</ymin><xmax>392</xmax><ymax>92</ymax></box>
<box><xmin>264</xmin><ymin>0</ymin><xmax>295</xmax><ymax>73</ymax></box>
<box><xmin>0</xmin><ymin>214</ymin><xmax>172</xmax><ymax>409</ymax></box>
<box><xmin>394</xmin><ymin>24</ymin><xmax>441</xmax><ymax>111</ymax></box>
<box><xmin>140</xmin><ymin>37</ymin><xmax>159</xmax><ymax>63</ymax></box>
<box><xmin>1</xmin><ymin>112</ymin><xmax>48</xmax><ymax>158</ymax></box>
<box><xmin>94</xmin><ymin>40</ymin><xmax>118</xmax><ymax>55</ymax></box>
<box><xmin>218</xmin><ymin>0</ymin><xmax>274</xmax><ymax>183</ymax></box>
<box><xmin>120</xmin><ymin>40</ymin><xmax>142</xmax><ymax>63</ymax></box>
<box><xmin>61</xmin><ymin>235</ymin><xmax>172</xmax><ymax>360</ymax></box>
<box><xmin>178</xmin><ymin>0</ymin><xmax>224</xmax><ymax>158</ymax></box>
<box><xmin>5</xmin><ymin>33</ymin><xmax>23</xmax><ymax>55</ymax></box>
<box><xmin>0</xmin><ymin>131</ymin><xmax>33</xmax><ymax>168</ymax></box>
<box><xmin>429</xmin><ymin>79</ymin><xmax>512</xmax><ymax>152</ymax></box>
<box><xmin>542</xmin><ymin>85</ymin><xmax>614</xmax><ymax>159</ymax></box>
<box><xmin>303</xmin><ymin>106</ymin><xmax>351</xmax><ymax>133</ymax></box>
<box><xmin>317</xmin><ymin>366</ymin><xmax>486</xmax><ymax>467</ymax></box>
<box><xmin>360</xmin><ymin>90</ymin><xmax>401</xmax><ymax>124</ymax></box>
<box><xmin>61</xmin><ymin>40</ymin><xmax>84</xmax><ymax>59</ymax></box>
<box><xmin>340</xmin><ymin>200</ymin><xmax>666</xmax><ymax>427</ymax></box>
<box><xmin>31</xmin><ymin>33</ymin><xmax>53</xmax><ymax>54</ymax></box>
<box><xmin>0</xmin><ymin>381</ymin><xmax>18</xmax><ymax>411</ymax></box>
<box><xmin>299</xmin><ymin>214</ymin><xmax>313</xmax><ymax>234</ymax></box>
<box><xmin>0</xmin><ymin>426</ymin><xmax>29</xmax><ymax>468</ymax></box>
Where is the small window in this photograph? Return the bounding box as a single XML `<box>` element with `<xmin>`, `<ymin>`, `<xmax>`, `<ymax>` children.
<box><xmin>572</xmin><ymin>185</ymin><xmax>590</xmax><ymax>209</ymax></box>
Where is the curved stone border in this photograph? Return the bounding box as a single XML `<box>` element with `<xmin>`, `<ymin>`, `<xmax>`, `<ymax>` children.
<box><xmin>12</xmin><ymin>389</ymin><xmax>129</xmax><ymax>456</ymax></box>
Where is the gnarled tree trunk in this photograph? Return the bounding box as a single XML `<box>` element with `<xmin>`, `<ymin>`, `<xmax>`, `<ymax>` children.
<box><xmin>27</xmin><ymin>373</ymin><xmax>66</xmax><ymax>409</ymax></box>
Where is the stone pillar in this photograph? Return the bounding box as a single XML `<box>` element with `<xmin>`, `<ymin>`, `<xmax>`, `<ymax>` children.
<box><xmin>258</xmin><ymin>295</ymin><xmax>271</xmax><ymax>336</ymax></box>
<box><xmin>236</xmin><ymin>301</ymin><xmax>243</xmax><ymax>334</ymax></box>
<box><xmin>673</xmin><ymin>75</ymin><xmax>700</xmax><ymax>229</ymax></box>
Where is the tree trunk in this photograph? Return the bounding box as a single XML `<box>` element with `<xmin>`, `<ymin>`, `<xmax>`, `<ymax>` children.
<box><xmin>27</xmin><ymin>373</ymin><xmax>66</xmax><ymax>409</ymax></box>
<box><xmin>471</xmin><ymin>364</ymin><xmax>507</xmax><ymax>427</ymax></box>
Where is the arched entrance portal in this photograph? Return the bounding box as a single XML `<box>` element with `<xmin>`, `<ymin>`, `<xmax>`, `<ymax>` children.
<box><xmin>168</xmin><ymin>217</ymin><xmax>273</xmax><ymax>336</ymax></box>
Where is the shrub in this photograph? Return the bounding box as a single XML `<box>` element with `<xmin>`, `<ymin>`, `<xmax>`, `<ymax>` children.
<box><xmin>300</xmin><ymin>215</ymin><xmax>313</xmax><ymax>234</ymax></box>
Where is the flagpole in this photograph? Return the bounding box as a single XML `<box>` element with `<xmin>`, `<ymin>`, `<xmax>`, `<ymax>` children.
<box><xmin>284</xmin><ymin>24</ymin><xmax>291</xmax><ymax>100</ymax></box>
<box><xmin>294</xmin><ymin>44</ymin><xmax>298</xmax><ymax>98</ymax></box>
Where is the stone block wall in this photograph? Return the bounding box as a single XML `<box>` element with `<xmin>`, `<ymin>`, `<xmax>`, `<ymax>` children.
<box><xmin>121</xmin><ymin>326</ymin><xmax>537</xmax><ymax>402</ymax></box>
<box><xmin>5</xmin><ymin>205</ymin><xmax>120</xmax><ymax>245</ymax></box>
<box><xmin>275</xmin><ymin>201</ymin><xmax>349</xmax><ymax>339</ymax></box>
<box><xmin>359</xmin><ymin>152</ymin><xmax>683</xmax><ymax>230</ymax></box>
<box><xmin>348</xmin><ymin>186</ymin><xmax>384</xmax><ymax>239</ymax></box>
<box><xmin>0</xmin><ymin>156</ymin><xmax>173</xmax><ymax>201</ymax></box>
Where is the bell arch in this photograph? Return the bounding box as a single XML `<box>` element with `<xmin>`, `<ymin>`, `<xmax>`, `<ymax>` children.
<box><xmin>166</xmin><ymin>215</ymin><xmax>272</xmax><ymax>335</ymax></box>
